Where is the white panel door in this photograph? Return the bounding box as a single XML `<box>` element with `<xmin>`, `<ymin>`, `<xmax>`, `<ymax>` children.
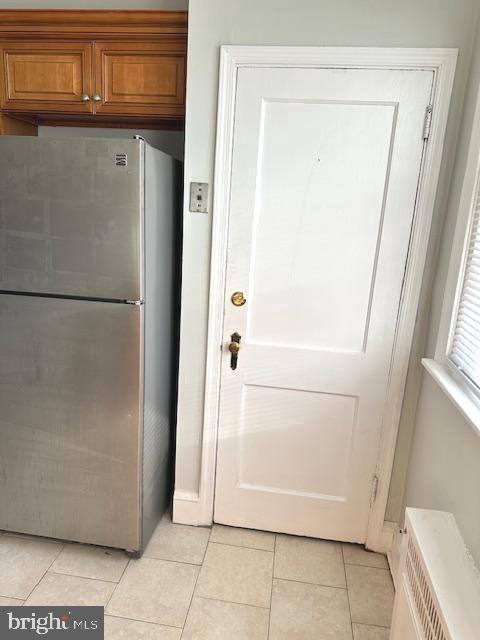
<box><xmin>214</xmin><ymin>66</ymin><xmax>434</xmax><ymax>542</ymax></box>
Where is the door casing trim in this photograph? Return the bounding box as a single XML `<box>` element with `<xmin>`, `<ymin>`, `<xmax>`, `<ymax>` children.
<box><xmin>175</xmin><ymin>45</ymin><xmax>457</xmax><ymax>551</ymax></box>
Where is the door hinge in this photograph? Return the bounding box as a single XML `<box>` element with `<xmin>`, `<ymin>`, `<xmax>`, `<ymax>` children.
<box><xmin>423</xmin><ymin>104</ymin><xmax>433</xmax><ymax>140</ymax></box>
<box><xmin>370</xmin><ymin>475</ymin><xmax>379</xmax><ymax>505</ymax></box>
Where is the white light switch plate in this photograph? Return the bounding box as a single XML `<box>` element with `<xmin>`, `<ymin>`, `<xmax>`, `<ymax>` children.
<box><xmin>189</xmin><ymin>182</ymin><xmax>209</xmax><ymax>213</ymax></box>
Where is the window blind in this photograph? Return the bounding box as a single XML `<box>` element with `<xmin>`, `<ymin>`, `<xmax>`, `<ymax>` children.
<box><xmin>449</xmin><ymin>196</ymin><xmax>480</xmax><ymax>389</ymax></box>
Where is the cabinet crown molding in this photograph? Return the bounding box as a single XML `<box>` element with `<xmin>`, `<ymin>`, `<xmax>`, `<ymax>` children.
<box><xmin>0</xmin><ymin>10</ymin><xmax>188</xmax><ymax>39</ymax></box>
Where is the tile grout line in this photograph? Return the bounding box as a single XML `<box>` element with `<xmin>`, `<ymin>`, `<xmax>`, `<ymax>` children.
<box><xmin>199</xmin><ymin>524</ymin><xmax>212</xmax><ymax>565</ymax></box>
<box><xmin>46</xmin><ymin>569</ymin><xmax>122</xmax><ymax>585</ymax></box>
<box><xmin>267</xmin><ymin>534</ymin><xmax>276</xmax><ymax>640</ymax></box>
<box><xmin>273</xmin><ymin>576</ymin><xmax>348</xmax><ymax>591</ymax></box>
<box><xmin>23</xmin><ymin>541</ymin><xmax>66</xmax><ymax>604</ymax></box>
<box><xmin>354</xmin><ymin>621</ymin><xmax>391</xmax><ymax>631</ymax></box>
<box><xmin>341</xmin><ymin>545</ymin><xmax>355</xmax><ymax>640</ymax></box>
<box><xmin>207</xmin><ymin>540</ymin><xmax>275</xmax><ymax>554</ymax></box>
<box><xmin>344</xmin><ymin>561</ymin><xmax>390</xmax><ymax>571</ymax></box>
<box><xmin>189</xmin><ymin>594</ymin><xmax>270</xmax><ymax>611</ymax></box>
<box><xmin>104</xmin><ymin>610</ymin><xmax>184</xmax><ymax>630</ymax></box>
<box><xmin>103</xmin><ymin>554</ymin><xmax>131</xmax><ymax>611</ymax></box>
<box><xmin>179</xmin><ymin>569</ymin><xmax>201</xmax><ymax>638</ymax></box>
<box><xmin>0</xmin><ymin>596</ymin><xmax>23</xmax><ymax>604</ymax></box>
<box><xmin>179</xmin><ymin>529</ymin><xmax>211</xmax><ymax>639</ymax></box>
<box><xmin>194</xmin><ymin>594</ymin><xmax>270</xmax><ymax>611</ymax></box>
<box><xmin>142</xmin><ymin>554</ymin><xmax>207</xmax><ymax>567</ymax></box>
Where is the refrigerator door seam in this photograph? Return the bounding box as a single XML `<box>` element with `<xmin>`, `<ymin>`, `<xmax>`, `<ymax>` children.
<box><xmin>0</xmin><ymin>290</ymin><xmax>143</xmax><ymax>305</ymax></box>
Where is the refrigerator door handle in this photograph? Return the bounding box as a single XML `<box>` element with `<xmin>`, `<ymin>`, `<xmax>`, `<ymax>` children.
<box><xmin>126</xmin><ymin>300</ymin><xmax>145</xmax><ymax>306</ymax></box>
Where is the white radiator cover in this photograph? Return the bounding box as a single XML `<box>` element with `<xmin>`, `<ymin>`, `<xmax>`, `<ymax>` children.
<box><xmin>390</xmin><ymin>508</ymin><xmax>480</xmax><ymax>640</ymax></box>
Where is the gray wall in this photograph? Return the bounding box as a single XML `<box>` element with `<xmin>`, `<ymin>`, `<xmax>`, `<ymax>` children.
<box><xmin>402</xmin><ymin>14</ymin><xmax>480</xmax><ymax>568</ymax></box>
<box><xmin>39</xmin><ymin>127</ymin><xmax>184</xmax><ymax>162</ymax></box>
<box><xmin>175</xmin><ymin>0</ymin><xmax>480</xmax><ymax>511</ymax></box>
<box><xmin>404</xmin><ymin>375</ymin><xmax>480</xmax><ymax>565</ymax></box>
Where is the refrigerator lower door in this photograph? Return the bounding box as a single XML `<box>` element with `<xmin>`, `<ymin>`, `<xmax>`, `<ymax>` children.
<box><xmin>0</xmin><ymin>295</ymin><xmax>142</xmax><ymax>551</ymax></box>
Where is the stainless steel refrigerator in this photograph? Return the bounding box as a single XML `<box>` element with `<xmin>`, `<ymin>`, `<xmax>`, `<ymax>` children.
<box><xmin>0</xmin><ymin>136</ymin><xmax>178</xmax><ymax>554</ymax></box>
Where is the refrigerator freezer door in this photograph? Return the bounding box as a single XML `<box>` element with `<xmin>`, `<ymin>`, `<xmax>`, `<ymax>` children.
<box><xmin>0</xmin><ymin>295</ymin><xmax>142</xmax><ymax>551</ymax></box>
<box><xmin>0</xmin><ymin>137</ymin><xmax>143</xmax><ymax>301</ymax></box>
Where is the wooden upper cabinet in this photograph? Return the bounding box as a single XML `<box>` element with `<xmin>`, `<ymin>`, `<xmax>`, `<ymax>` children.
<box><xmin>94</xmin><ymin>42</ymin><xmax>186</xmax><ymax>117</ymax></box>
<box><xmin>0</xmin><ymin>42</ymin><xmax>93</xmax><ymax>113</ymax></box>
<box><xmin>0</xmin><ymin>11</ymin><xmax>187</xmax><ymax>128</ymax></box>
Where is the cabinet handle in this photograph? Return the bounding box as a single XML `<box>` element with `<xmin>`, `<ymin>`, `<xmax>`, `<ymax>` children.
<box><xmin>80</xmin><ymin>94</ymin><xmax>91</xmax><ymax>102</ymax></box>
<box><xmin>93</xmin><ymin>94</ymin><xmax>102</xmax><ymax>102</ymax></box>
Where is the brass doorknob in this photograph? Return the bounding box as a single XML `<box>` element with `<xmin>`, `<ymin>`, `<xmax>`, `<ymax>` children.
<box><xmin>228</xmin><ymin>341</ymin><xmax>240</xmax><ymax>355</ymax></box>
<box><xmin>228</xmin><ymin>332</ymin><xmax>241</xmax><ymax>370</ymax></box>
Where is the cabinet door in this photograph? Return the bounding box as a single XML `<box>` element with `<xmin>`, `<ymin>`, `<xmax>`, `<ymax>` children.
<box><xmin>0</xmin><ymin>42</ymin><xmax>93</xmax><ymax>113</ymax></box>
<box><xmin>94</xmin><ymin>42</ymin><xmax>186</xmax><ymax>118</ymax></box>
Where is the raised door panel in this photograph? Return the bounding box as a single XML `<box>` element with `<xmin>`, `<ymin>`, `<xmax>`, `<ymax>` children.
<box><xmin>94</xmin><ymin>42</ymin><xmax>186</xmax><ymax>118</ymax></box>
<box><xmin>0</xmin><ymin>42</ymin><xmax>93</xmax><ymax>113</ymax></box>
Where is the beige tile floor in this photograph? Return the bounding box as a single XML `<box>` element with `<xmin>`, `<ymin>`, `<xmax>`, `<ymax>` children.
<box><xmin>0</xmin><ymin>516</ymin><xmax>394</xmax><ymax>639</ymax></box>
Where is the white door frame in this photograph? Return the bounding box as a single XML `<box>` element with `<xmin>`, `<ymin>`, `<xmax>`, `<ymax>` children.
<box><xmin>181</xmin><ymin>46</ymin><xmax>457</xmax><ymax>551</ymax></box>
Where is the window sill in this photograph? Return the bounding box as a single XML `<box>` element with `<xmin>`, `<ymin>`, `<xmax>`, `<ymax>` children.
<box><xmin>422</xmin><ymin>358</ymin><xmax>480</xmax><ymax>438</ymax></box>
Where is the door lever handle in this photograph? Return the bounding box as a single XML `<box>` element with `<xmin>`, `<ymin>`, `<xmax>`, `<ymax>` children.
<box><xmin>228</xmin><ymin>332</ymin><xmax>241</xmax><ymax>370</ymax></box>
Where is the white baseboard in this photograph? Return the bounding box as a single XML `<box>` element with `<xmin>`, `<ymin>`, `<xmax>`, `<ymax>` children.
<box><xmin>172</xmin><ymin>491</ymin><xmax>201</xmax><ymax>525</ymax></box>
<box><xmin>378</xmin><ymin>520</ymin><xmax>396</xmax><ymax>553</ymax></box>
<box><xmin>386</xmin><ymin>522</ymin><xmax>406</xmax><ymax>589</ymax></box>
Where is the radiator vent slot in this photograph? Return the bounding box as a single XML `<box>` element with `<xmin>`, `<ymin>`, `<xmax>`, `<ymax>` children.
<box><xmin>405</xmin><ymin>537</ymin><xmax>447</xmax><ymax>640</ymax></box>
<box><xmin>115</xmin><ymin>153</ymin><xmax>128</xmax><ymax>167</ymax></box>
